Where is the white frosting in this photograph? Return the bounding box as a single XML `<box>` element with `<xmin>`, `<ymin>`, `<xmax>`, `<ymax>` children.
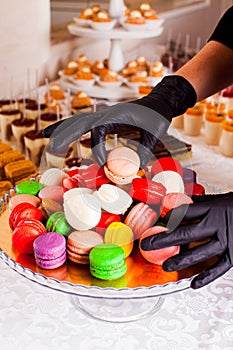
<box><xmin>83</xmin><ymin>8</ymin><xmax>93</xmax><ymax>17</ymax></box>
<box><xmin>97</xmin><ymin>11</ymin><xmax>109</xmax><ymax>20</ymax></box>
<box><xmin>67</xmin><ymin>61</ymin><xmax>78</xmax><ymax>68</ymax></box>
<box><xmin>76</xmin><ymin>91</ymin><xmax>88</xmax><ymax>98</ymax></box>
<box><xmin>152</xmin><ymin>61</ymin><xmax>163</xmax><ymax>72</ymax></box>
<box><xmin>129</xmin><ymin>10</ymin><xmax>143</xmax><ymax>19</ymax></box>
<box><xmin>140</xmin><ymin>3</ymin><xmax>151</xmax><ymax>11</ymax></box>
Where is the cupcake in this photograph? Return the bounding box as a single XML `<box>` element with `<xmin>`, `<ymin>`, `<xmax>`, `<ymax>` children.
<box><xmin>76</xmin><ymin>54</ymin><xmax>91</xmax><ymax>68</ymax></box>
<box><xmin>63</xmin><ymin>60</ymin><xmax>79</xmax><ymax>76</ymax></box>
<box><xmin>92</xmin><ymin>10</ymin><xmax>111</xmax><ymax>22</ymax></box>
<box><xmin>79</xmin><ymin>7</ymin><xmax>93</xmax><ymax>20</ymax></box>
<box><xmin>126</xmin><ymin>10</ymin><xmax>146</xmax><ymax>25</ymax></box>
<box><xmin>120</xmin><ymin>60</ymin><xmax>138</xmax><ymax>77</ymax></box>
<box><xmin>139</xmin><ymin>1</ymin><xmax>152</xmax><ymax>15</ymax></box>
<box><xmin>136</xmin><ymin>56</ymin><xmax>150</xmax><ymax>71</ymax></box>
<box><xmin>143</xmin><ymin>9</ymin><xmax>159</xmax><ymax>20</ymax></box>
<box><xmin>128</xmin><ymin>70</ymin><xmax>148</xmax><ymax>84</ymax></box>
<box><xmin>98</xmin><ymin>69</ymin><xmax>122</xmax><ymax>88</ymax></box>
<box><xmin>73</xmin><ymin>67</ymin><xmax>94</xmax><ymax>81</ymax></box>
<box><xmin>150</xmin><ymin>61</ymin><xmax>164</xmax><ymax>77</ymax></box>
<box><xmin>91</xmin><ymin>60</ymin><xmax>106</xmax><ymax>76</ymax></box>
<box><xmin>71</xmin><ymin>91</ymin><xmax>93</xmax><ymax>114</ymax></box>
<box><xmin>44</xmin><ymin>83</ymin><xmax>65</xmax><ymax>101</ymax></box>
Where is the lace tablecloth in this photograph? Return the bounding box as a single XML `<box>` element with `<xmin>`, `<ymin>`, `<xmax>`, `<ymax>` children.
<box><xmin>0</xmin><ymin>126</ymin><xmax>233</xmax><ymax>350</ymax></box>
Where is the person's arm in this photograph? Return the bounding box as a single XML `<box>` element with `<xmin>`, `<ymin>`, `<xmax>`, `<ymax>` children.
<box><xmin>43</xmin><ymin>6</ymin><xmax>233</xmax><ymax>167</ymax></box>
<box><xmin>174</xmin><ymin>40</ymin><xmax>233</xmax><ymax>101</ymax></box>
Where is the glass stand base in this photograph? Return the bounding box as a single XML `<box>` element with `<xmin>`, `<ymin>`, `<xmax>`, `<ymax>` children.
<box><xmin>71</xmin><ymin>295</ymin><xmax>164</xmax><ymax>323</ymax></box>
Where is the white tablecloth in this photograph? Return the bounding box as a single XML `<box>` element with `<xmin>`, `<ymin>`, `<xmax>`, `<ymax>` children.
<box><xmin>0</xmin><ymin>126</ymin><xmax>233</xmax><ymax>350</ymax></box>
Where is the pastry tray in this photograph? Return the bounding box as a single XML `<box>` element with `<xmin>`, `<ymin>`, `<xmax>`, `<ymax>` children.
<box><xmin>0</xmin><ymin>184</ymin><xmax>218</xmax><ymax>300</ymax></box>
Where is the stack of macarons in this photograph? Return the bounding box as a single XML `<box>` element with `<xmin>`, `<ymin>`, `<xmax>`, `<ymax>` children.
<box><xmin>8</xmin><ymin>146</ymin><xmax>206</xmax><ymax>280</ymax></box>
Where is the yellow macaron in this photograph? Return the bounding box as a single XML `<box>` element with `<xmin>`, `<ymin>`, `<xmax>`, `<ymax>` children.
<box><xmin>104</xmin><ymin>222</ymin><xmax>134</xmax><ymax>258</ymax></box>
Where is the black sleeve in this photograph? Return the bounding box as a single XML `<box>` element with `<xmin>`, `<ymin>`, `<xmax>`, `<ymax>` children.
<box><xmin>208</xmin><ymin>6</ymin><xmax>233</xmax><ymax>50</ymax></box>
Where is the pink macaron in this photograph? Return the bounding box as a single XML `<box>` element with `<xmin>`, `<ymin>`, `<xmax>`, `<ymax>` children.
<box><xmin>9</xmin><ymin>194</ymin><xmax>41</xmax><ymax>213</ymax></box>
<box><xmin>124</xmin><ymin>202</ymin><xmax>158</xmax><ymax>240</ymax></box>
<box><xmin>38</xmin><ymin>185</ymin><xmax>65</xmax><ymax>204</ymax></box>
<box><xmin>139</xmin><ymin>226</ymin><xmax>180</xmax><ymax>265</ymax></box>
<box><xmin>67</xmin><ymin>230</ymin><xmax>104</xmax><ymax>264</ymax></box>
<box><xmin>104</xmin><ymin>146</ymin><xmax>140</xmax><ymax>185</ymax></box>
<box><xmin>160</xmin><ymin>192</ymin><xmax>193</xmax><ymax>218</ymax></box>
<box><xmin>33</xmin><ymin>231</ymin><xmax>67</xmax><ymax>269</ymax></box>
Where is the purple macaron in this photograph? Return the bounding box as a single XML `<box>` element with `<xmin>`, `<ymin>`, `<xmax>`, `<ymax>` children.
<box><xmin>33</xmin><ymin>232</ymin><xmax>66</xmax><ymax>269</ymax></box>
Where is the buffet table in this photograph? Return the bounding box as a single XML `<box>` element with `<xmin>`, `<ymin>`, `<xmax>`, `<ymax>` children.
<box><xmin>0</xmin><ymin>124</ymin><xmax>233</xmax><ymax>350</ymax></box>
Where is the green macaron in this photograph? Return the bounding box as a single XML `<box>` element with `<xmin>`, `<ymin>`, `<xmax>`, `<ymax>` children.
<box><xmin>15</xmin><ymin>180</ymin><xmax>44</xmax><ymax>196</ymax></box>
<box><xmin>89</xmin><ymin>243</ymin><xmax>127</xmax><ymax>281</ymax></box>
<box><xmin>46</xmin><ymin>211</ymin><xmax>73</xmax><ymax>237</ymax></box>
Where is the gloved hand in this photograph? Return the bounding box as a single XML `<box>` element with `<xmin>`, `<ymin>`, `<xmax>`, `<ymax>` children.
<box><xmin>140</xmin><ymin>192</ymin><xmax>233</xmax><ymax>289</ymax></box>
<box><xmin>43</xmin><ymin>75</ymin><xmax>196</xmax><ymax>168</ymax></box>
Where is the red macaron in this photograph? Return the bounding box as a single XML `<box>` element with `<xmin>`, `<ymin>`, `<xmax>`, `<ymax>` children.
<box><xmin>12</xmin><ymin>219</ymin><xmax>46</xmax><ymax>254</ymax></box>
<box><xmin>128</xmin><ymin>177</ymin><xmax>166</xmax><ymax>205</ymax></box>
<box><xmin>95</xmin><ymin>211</ymin><xmax>121</xmax><ymax>236</ymax></box>
<box><xmin>9</xmin><ymin>203</ymin><xmax>43</xmax><ymax>230</ymax></box>
<box><xmin>151</xmin><ymin>157</ymin><xmax>183</xmax><ymax>177</ymax></box>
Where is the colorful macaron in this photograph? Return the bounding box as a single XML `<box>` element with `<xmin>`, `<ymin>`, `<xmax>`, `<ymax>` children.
<box><xmin>160</xmin><ymin>192</ymin><xmax>193</xmax><ymax>218</ymax></box>
<box><xmin>40</xmin><ymin>198</ymin><xmax>63</xmax><ymax>219</ymax></box>
<box><xmin>89</xmin><ymin>243</ymin><xmax>127</xmax><ymax>280</ymax></box>
<box><xmin>128</xmin><ymin>177</ymin><xmax>166</xmax><ymax>205</ymax></box>
<box><xmin>124</xmin><ymin>202</ymin><xmax>158</xmax><ymax>240</ymax></box>
<box><xmin>9</xmin><ymin>202</ymin><xmax>43</xmax><ymax>230</ymax></box>
<box><xmin>38</xmin><ymin>185</ymin><xmax>65</xmax><ymax>204</ymax></box>
<box><xmin>15</xmin><ymin>180</ymin><xmax>44</xmax><ymax>196</ymax></box>
<box><xmin>46</xmin><ymin>211</ymin><xmax>73</xmax><ymax>237</ymax></box>
<box><xmin>151</xmin><ymin>157</ymin><xmax>183</xmax><ymax>177</ymax></box>
<box><xmin>104</xmin><ymin>222</ymin><xmax>134</xmax><ymax>257</ymax></box>
<box><xmin>95</xmin><ymin>211</ymin><xmax>121</xmax><ymax>236</ymax></box>
<box><xmin>9</xmin><ymin>194</ymin><xmax>41</xmax><ymax>213</ymax></box>
<box><xmin>94</xmin><ymin>183</ymin><xmax>133</xmax><ymax>215</ymax></box>
<box><xmin>78</xmin><ymin>163</ymin><xmax>110</xmax><ymax>189</ymax></box>
<box><xmin>63</xmin><ymin>188</ymin><xmax>101</xmax><ymax>230</ymax></box>
<box><xmin>67</xmin><ymin>230</ymin><xmax>103</xmax><ymax>264</ymax></box>
<box><xmin>12</xmin><ymin>219</ymin><xmax>46</xmax><ymax>254</ymax></box>
<box><xmin>152</xmin><ymin>170</ymin><xmax>185</xmax><ymax>194</ymax></box>
<box><xmin>39</xmin><ymin>168</ymin><xmax>68</xmax><ymax>186</ymax></box>
<box><xmin>33</xmin><ymin>231</ymin><xmax>67</xmax><ymax>269</ymax></box>
<box><xmin>139</xmin><ymin>226</ymin><xmax>180</xmax><ymax>265</ymax></box>
<box><xmin>104</xmin><ymin>146</ymin><xmax>140</xmax><ymax>185</ymax></box>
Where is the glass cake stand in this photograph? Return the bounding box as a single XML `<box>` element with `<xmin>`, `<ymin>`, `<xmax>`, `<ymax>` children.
<box><xmin>0</xmin><ymin>181</ymin><xmax>221</xmax><ymax>322</ymax></box>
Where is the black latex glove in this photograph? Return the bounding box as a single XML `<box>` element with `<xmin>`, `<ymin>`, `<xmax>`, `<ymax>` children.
<box><xmin>140</xmin><ymin>192</ymin><xmax>233</xmax><ymax>289</ymax></box>
<box><xmin>43</xmin><ymin>75</ymin><xmax>196</xmax><ymax>168</ymax></box>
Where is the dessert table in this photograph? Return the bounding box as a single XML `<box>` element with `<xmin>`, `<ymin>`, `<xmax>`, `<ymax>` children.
<box><xmin>0</xmin><ymin>126</ymin><xmax>233</xmax><ymax>350</ymax></box>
